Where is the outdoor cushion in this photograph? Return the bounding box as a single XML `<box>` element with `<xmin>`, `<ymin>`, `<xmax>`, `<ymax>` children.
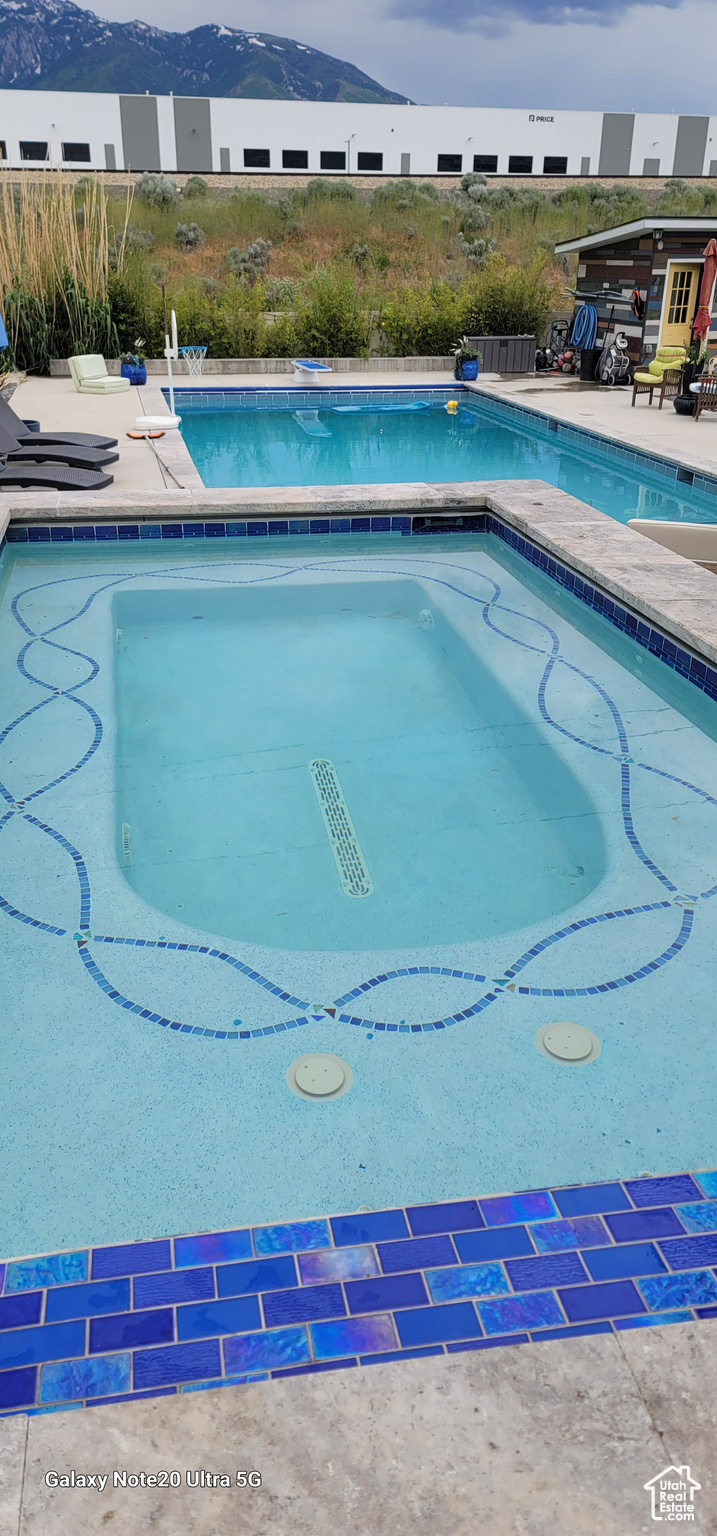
<box><xmin>69</xmin><ymin>355</ymin><xmax>131</xmax><ymax>394</ymax></box>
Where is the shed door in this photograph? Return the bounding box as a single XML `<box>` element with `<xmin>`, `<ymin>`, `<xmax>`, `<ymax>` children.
<box><xmin>660</xmin><ymin>263</ymin><xmax>700</xmax><ymax>349</ymax></box>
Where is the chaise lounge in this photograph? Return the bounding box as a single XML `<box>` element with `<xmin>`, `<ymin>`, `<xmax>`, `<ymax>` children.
<box><xmin>0</xmin><ymin>419</ymin><xmax>118</xmax><ymax>470</ymax></box>
<box><xmin>0</xmin><ymin>391</ymin><xmax>118</xmax><ymax>451</ymax></box>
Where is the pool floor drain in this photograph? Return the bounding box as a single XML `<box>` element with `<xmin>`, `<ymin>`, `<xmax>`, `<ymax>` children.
<box><xmin>535</xmin><ymin>1022</ymin><xmax>601</xmax><ymax>1064</ymax></box>
<box><xmin>286</xmin><ymin>1053</ymin><xmax>353</xmax><ymax>1100</ymax></box>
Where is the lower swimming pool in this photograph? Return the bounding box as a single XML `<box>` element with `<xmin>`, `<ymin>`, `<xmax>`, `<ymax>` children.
<box><xmin>2</xmin><ymin>529</ymin><xmax>717</xmax><ymax>1265</ymax></box>
<box><xmin>177</xmin><ymin>387</ymin><xmax>717</xmax><ymax>526</ymax></box>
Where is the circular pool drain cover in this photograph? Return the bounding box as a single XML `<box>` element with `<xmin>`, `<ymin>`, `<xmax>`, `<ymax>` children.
<box><xmin>286</xmin><ymin>1053</ymin><xmax>353</xmax><ymax>1100</ymax></box>
<box><xmin>535</xmin><ymin>1022</ymin><xmax>601</xmax><ymax>1064</ymax></box>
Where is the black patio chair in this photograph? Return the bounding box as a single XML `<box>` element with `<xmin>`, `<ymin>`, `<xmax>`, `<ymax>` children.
<box><xmin>0</xmin><ymin>392</ymin><xmax>118</xmax><ymax>451</ymax></box>
<box><xmin>0</xmin><ymin>461</ymin><xmax>113</xmax><ymax>490</ymax></box>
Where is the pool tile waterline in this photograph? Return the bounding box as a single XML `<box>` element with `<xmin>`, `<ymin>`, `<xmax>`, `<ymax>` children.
<box><xmin>1</xmin><ymin>1170</ymin><xmax>716</xmax><ymax>1416</ymax></box>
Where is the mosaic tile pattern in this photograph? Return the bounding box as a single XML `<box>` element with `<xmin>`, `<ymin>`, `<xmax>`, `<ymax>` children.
<box><xmin>2</xmin><ymin>1170</ymin><xmax>716</xmax><ymax>1416</ymax></box>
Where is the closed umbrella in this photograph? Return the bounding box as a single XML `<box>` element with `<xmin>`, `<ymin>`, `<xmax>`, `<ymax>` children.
<box><xmin>692</xmin><ymin>238</ymin><xmax>717</xmax><ymax>344</ymax></box>
<box><xmin>0</xmin><ymin>310</ymin><xmax>7</xmax><ymax>351</ymax></box>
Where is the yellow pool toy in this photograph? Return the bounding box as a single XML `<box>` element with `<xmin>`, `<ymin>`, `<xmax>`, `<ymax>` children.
<box><xmin>446</xmin><ymin>400</ymin><xmax>459</xmax><ymax>413</ymax></box>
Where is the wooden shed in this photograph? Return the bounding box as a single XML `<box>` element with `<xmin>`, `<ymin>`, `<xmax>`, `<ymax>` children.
<box><xmin>555</xmin><ymin>217</ymin><xmax>717</xmax><ymax>365</ymax></box>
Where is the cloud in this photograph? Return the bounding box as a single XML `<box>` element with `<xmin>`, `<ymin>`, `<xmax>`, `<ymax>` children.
<box><xmin>386</xmin><ymin>0</ymin><xmax>682</xmax><ymax>31</ymax></box>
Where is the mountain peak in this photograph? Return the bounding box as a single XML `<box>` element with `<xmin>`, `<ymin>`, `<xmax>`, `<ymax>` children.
<box><xmin>0</xmin><ymin>0</ymin><xmax>410</xmax><ymax>102</ymax></box>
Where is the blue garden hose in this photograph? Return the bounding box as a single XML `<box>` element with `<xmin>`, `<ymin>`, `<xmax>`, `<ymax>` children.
<box><xmin>570</xmin><ymin>303</ymin><xmax>599</xmax><ymax>351</ymax></box>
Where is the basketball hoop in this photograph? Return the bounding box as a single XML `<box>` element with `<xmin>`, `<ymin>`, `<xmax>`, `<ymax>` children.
<box><xmin>179</xmin><ymin>345</ymin><xmax>207</xmax><ymax>379</ymax></box>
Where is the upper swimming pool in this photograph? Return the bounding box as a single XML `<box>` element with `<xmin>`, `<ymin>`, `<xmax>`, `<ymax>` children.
<box><xmin>176</xmin><ymin>386</ymin><xmax>717</xmax><ymax>526</ymax></box>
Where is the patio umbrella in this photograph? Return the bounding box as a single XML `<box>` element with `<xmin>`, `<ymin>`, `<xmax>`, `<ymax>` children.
<box><xmin>0</xmin><ymin>309</ymin><xmax>7</xmax><ymax>351</ymax></box>
<box><xmin>692</xmin><ymin>238</ymin><xmax>717</xmax><ymax>344</ymax></box>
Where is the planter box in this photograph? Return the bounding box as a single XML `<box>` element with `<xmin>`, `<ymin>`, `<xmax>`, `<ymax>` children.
<box><xmin>464</xmin><ymin>336</ymin><xmax>536</xmax><ymax>374</ymax></box>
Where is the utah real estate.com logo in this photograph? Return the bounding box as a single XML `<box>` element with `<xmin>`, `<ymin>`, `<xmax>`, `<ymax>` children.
<box><xmin>644</xmin><ymin>1465</ymin><xmax>701</xmax><ymax>1522</ymax></box>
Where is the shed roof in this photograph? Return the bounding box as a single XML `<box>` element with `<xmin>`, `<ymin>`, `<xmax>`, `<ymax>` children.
<box><xmin>555</xmin><ymin>217</ymin><xmax>717</xmax><ymax>256</ymax></box>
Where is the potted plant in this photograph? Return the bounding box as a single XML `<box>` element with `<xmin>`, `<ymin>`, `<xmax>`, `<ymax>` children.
<box><xmin>453</xmin><ymin>337</ymin><xmax>482</xmax><ymax>381</ymax></box>
<box><xmin>673</xmin><ymin>339</ymin><xmax>703</xmax><ymax>416</ymax></box>
<box><xmin>120</xmin><ymin>339</ymin><xmax>147</xmax><ymax>386</ymax></box>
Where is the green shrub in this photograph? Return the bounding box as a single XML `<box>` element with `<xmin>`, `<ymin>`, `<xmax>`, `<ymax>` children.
<box><xmin>296</xmin><ymin>267</ymin><xmax>371</xmax><ymax>357</ymax></box>
<box><xmin>183</xmin><ymin>176</ymin><xmax>209</xmax><ymax>200</ymax></box>
<box><xmin>175</xmin><ymin>222</ymin><xmax>206</xmax><ymax>250</ymax></box>
<box><xmin>304</xmin><ymin>178</ymin><xmax>357</xmax><ymax>203</ymax></box>
<box><xmin>135</xmin><ymin>173</ymin><xmax>181</xmax><ymax>209</ymax></box>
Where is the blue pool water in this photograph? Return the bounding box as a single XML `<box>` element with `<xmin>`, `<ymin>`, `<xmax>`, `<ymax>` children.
<box><xmin>178</xmin><ymin>391</ymin><xmax>717</xmax><ymax>525</ymax></box>
<box><xmin>2</xmin><ymin>532</ymin><xmax>717</xmax><ymax>1258</ymax></box>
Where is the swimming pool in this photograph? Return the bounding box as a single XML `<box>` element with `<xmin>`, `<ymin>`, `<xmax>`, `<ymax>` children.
<box><xmin>177</xmin><ymin>387</ymin><xmax>717</xmax><ymax>526</ymax></box>
<box><xmin>2</xmin><ymin>529</ymin><xmax>717</xmax><ymax>1267</ymax></box>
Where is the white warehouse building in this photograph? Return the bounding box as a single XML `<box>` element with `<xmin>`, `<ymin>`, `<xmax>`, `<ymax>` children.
<box><xmin>0</xmin><ymin>92</ymin><xmax>716</xmax><ymax>179</ymax></box>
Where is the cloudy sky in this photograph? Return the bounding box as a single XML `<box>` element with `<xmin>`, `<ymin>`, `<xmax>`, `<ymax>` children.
<box><xmin>98</xmin><ymin>0</ymin><xmax>716</xmax><ymax>113</ymax></box>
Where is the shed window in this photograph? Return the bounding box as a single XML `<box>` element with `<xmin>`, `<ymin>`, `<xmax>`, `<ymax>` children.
<box><xmin>437</xmin><ymin>154</ymin><xmax>462</xmax><ymax>173</ymax></box>
<box><xmin>20</xmin><ymin>141</ymin><xmax>48</xmax><ymax>161</ymax></box>
<box><xmin>357</xmin><ymin>152</ymin><xmax>383</xmax><ymax>172</ymax></box>
<box><xmin>473</xmin><ymin>154</ymin><xmax>497</xmax><ymax>173</ymax></box>
<box><xmin>508</xmin><ymin>155</ymin><xmax>533</xmax><ymax>174</ymax></box>
<box><xmin>320</xmin><ymin>151</ymin><xmax>346</xmax><ymax>170</ymax></box>
<box><xmin>283</xmin><ymin>149</ymin><xmax>308</xmax><ymax>169</ymax></box>
<box><xmin>243</xmin><ymin>148</ymin><xmax>270</xmax><ymax>168</ymax></box>
<box><xmin>62</xmin><ymin>142</ymin><xmax>91</xmax><ymax>163</ymax></box>
<box><xmin>0</xmin><ymin>141</ymin><xmax>6</xmax><ymax>161</ymax></box>
<box><xmin>543</xmin><ymin>156</ymin><xmax>567</xmax><ymax>175</ymax></box>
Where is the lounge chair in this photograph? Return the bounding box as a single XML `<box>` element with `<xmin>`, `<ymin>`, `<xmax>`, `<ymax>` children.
<box><xmin>0</xmin><ymin>392</ymin><xmax>118</xmax><ymax>450</ymax></box>
<box><xmin>693</xmin><ymin>377</ymin><xmax>717</xmax><ymax>421</ymax></box>
<box><xmin>631</xmin><ymin>345</ymin><xmax>686</xmax><ymax>408</ymax></box>
<box><xmin>0</xmin><ymin>418</ymin><xmax>117</xmax><ymax>469</ymax></box>
<box><xmin>0</xmin><ymin>462</ymin><xmax>113</xmax><ymax>490</ymax></box>
<box><xmin>68</xmin><ymin>355</ymin><xmax>131</xmax><ymax>395</ymax></box>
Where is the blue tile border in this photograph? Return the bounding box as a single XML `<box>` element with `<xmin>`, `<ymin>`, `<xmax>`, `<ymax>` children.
<box><xmin>2</xmin><ymin>1167</ymin><xmax>713</xmax><ymax>1414</ymax></box>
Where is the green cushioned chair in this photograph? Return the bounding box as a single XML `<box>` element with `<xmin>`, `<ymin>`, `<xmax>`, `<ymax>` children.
<box><xmin>631</xmin><ymin>345</ymin><xmax>686</xmax><ymax>409</ymax></box>
<box><xmin>68</xmin><ymin>355</ymin><xmax>131</xmax><ymax>395</ymax></box>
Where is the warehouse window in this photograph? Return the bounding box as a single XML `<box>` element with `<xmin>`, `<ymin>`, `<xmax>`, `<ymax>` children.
<box><xmin>0</xmin><ymin>142</ymin><xmax>6</xmax><ymax>161</ymax></box>
<box><xmin>437</xmin><ymin>154</ymin><xmax>462</xmax><ymax>173</ymax></box>
<box><xmin>473</xmin><ymin>154</ymin><xmax>498</xmax><ymax>173</ymax></box>
<box><xmin>543</xmin><ymin>155</ymin><xmax>567</xmax><ymax>175</ymax></box>
<box><xmin>283</xmin><ymin>149</ymin><xmax>308</xmax><ymax>169</ymax></box>
<box><xmin>508</xmin><ymin>155</ymin><xmax>533</xmax><ymax>174</ymax></box>
<box><xmin>357</xmin><ymin>152</ymin><xmax>383</xmax><ymax>172</ymax></box>
<box><xmin>62</xmin><ymin>142</ymin><xmax>91</xmax><ymax>163</ymax></box>
<box><xmin>244</xmin><ymin>148</ymin><xmax>270</xmax><ymax>168</ymax></box>
<box><xmin>20</xmin><ymin>141</ymin><xmax>48</xmax><ymax>161</ymax></box>
<box><xmin>320</xmin><ymin>151</ymin><xmax>346</xmax><ymax>170</ymax></box>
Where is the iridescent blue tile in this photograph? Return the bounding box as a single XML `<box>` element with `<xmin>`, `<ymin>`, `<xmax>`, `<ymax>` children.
<box><xmin>0</xmin><ymin>1265</ymin><xmax>5</xmax><ymax>1293</ymax></box>
<box><xmin>638</xmin><ymin>1270</ymin><xmax>717</xmax><ymax>1311</ymax></box>
<box><xmin>298</xmin><ymin>1245</ymin><xmax>379</xmax><ymax>1285</ymax></box>
<box><xmin>311</xmin><ymin>1314</ymin><xmax>397</xmax><ymax>1360</ymax></box>
<box><xmin>90</xmin><ymin>1308</ymin><xmax>174</xmax><ymax>1352</ymax></box>
<box><xmin>479</xmin><ymin>1192</ymin><xmax>557</xmax><ymax>1227</ymax></box>
<box><xmin>529</xmin><ymin>1216</ymin><xmax>608</xmax><ymax>1253</ymax></box>
<box><xmin>0</xmin><ymin>1293</ymin><xmax>42</xmax><ymax>1331</ymax></box>
<box><xmin>177</xmin><ymin>1296</ymin><xmax>261</xmax><ymax>1340</ymax></box>
<box><xmin>134</xmin><ymin>1269</ymin><xmax>214</xmax><ymax>1308</ymax></box>
<box><xmin>0</xmin><ymin>1321</ymin><xmax>85</xmax><ymax>1370</ymax></box>
<box><xmin>559</xmin><ymin>1279</ymin><xmax>644</xmax><ymax>1322</ymax></box>
<box><xmin>0</xmin><ymin>1366</ymin><xmax>37</xmax><ymax>1410</ymax></box>
<box><xmin>658</xmin><ymin>1233</ymin><xmax>717</xmax><ymax>1269</ymax></box>
<box><xmin>263</xmin><ymin>1284</ymin><xmax>345</xmax><ymax>1327</ymax></box>
<box><xmin>45</xmin><ymin>1279</ymin><xmax>130</xmax><ymax>1323</ymax></box>
<box><xmin>92</xmin><ymin>1241</ymin><xmax>171</xmax><ymax>1280</ymax></box>
<box><xmin>217</xmin><ymin>1256</ymin><xmax>297</xmax><ymax>1297</ymax></box>
<box><xmin>425</xmin><ymin>1263</ymin><xmax>509</xmax><ymax>1303</ymax></box>
<box><xmin>696</xmin><ymin>1170</ymin><xmax>717</xmax><ymax>1198</ymax></box>
<box><xmin>454</xmin><ymin>1227</ymin><xmax>534</xmax><ymax>1263</ymax></box>
<box><xmin>605</xmin><ymin>1208</ymin><xmax>684</xmax><ymax>1243</ymax></box>
<box><xmin>377</xmin><ymin>1235</ymin><xmax>456</xmax><ymax>1273</ymax></box>
<box><xmin>625</xmin><ymin>1175</ymin><xmax>703</xmax><ymax>1207</ymax></box>
<box><xmin>614</xmin><ymin>1310</ymin><xmax>693</xmax><ymax>1331</ymax></box>
<box><xmin>675</xmin><ymin>1200</ymin><xmax>717</xmax><ymax>1234</ymax></box>
<box><xmin>395</xmin><ymin>1302</ymin><xmax>482</xmax><ymax>1347</ymax></box>
<box><xmin>331</xmin><ymin>1210</ymin><xmax>408</xmax><ymax>1246</ymax></box>
<box><xmin>506</xmin><ymin>1252</ymin><xmax>588</xmax><ymax>1292</ymax></box>
<box><xmin>181</xmin><ymin>1373</ymin><xmax>269</xmax><ymax>1392</ymax></box>
<box><xmin>253</xmin><ymin>1220</ymin><xmax>331</xmax><ymax>1256</ymax></box>
<box><xmin>583</xmin><ymin>1243</ymin><xmax>665</xmax><ymax>1281</ymax></box>
<box><xmin>223</xmin><ymin>1326</ymin><xmax>310</xmax><ymax>1374</ymax></box>
<box><xmin>133</xmin><ymin>1339</ymin><xmax>221</xmax><ymax>1389</ymax></box>
<box><xmin>174</xmin><ymin>1229</ymin><xmax>252</xmax><ymax>1268</ymax></box>
<box><xmin>40</xmin><ymin>1353</ymin><xmax>130</xmax><ymax>1404</ymax></box>
<box><xmin>5</xmin><ymin>1252</ymin><xmax>88</xmax><ymax>1292</ymax></box>
<box><xmin>478</xmin><ymin>1290</ymin><xmax>564</xmax><ymax>1336</ymax></box>
<box><xmin>406</xmin><ymin>1200</ymin><xmax>484</xmax><ymax>1236</ymax></box>
<box><xmin>345</xmin><ymin>1273</ymin><xmax>427</xmax><ymax>1313</ymax></box>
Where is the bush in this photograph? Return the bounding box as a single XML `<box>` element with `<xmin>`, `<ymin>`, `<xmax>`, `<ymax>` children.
<box><xmin>175</xmin><ymin>222</ymin><xmax>206</xmax><ymax>249</ymax></box>
<box><xmin>461</xmin><ymin>171</ymin><xmax>487</xmax><ymax>194</ymax></box>
<box><xmin>135</xmin><ymin>172</ymin><xmax>181</xmax><ymax>209</ymax></box>
<box><xmin>226</xmin><ymin>238</ymin><xmax>272</xmax><ymax>282</ymax></box>
<box><xmin>183</xmin><ymin>176</ymin><xmax>209</xmax><ymax>200</ymax></box>
<box><xmin>304</xmin><ymin>178</ymin><xmax>357</xmax><ymax>203</ymax></box>
<box><xmin>296</xmin><ymin>267</ymin><xmax>371</xmax><ymax>357</ymax></box>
